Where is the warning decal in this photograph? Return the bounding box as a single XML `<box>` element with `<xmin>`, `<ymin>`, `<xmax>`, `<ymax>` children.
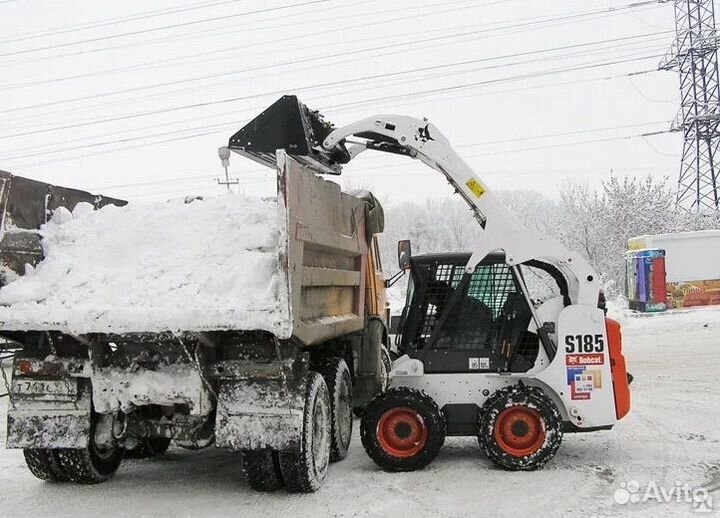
<box><xmin>469</xmin><ymin>357</ymin><xmax>490</xmax><ymax>370</ymax></box>
<box><xmin>465</xmin><ymin>178</ymin><xmax>486</xmax><ymax>198</ymax></box>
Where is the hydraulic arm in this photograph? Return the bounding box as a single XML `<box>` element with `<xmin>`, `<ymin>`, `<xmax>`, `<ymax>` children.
<box><xmin>224</xmin><ymin>95</ymin><xmax>601</xmax><ymax>308</ymax></box>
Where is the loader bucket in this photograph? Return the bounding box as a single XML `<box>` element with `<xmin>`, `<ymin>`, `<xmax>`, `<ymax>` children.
<box><xmin>227</xmin><ymin>95</ymin><xmax>348</xmax><ymax>174</ymax></box>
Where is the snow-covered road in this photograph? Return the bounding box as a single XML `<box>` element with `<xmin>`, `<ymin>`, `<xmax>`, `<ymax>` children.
<box><xmin>1</xmin><ymin>307</ymin><xmax>719</xmax><ymax>518</ymax></box>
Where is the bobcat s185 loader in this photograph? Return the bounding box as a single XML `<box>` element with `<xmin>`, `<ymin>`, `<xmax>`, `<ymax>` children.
<box><xmin>221</xmin><ymin>95</ymin><xmax>632</xmax><ymax>473</ymax></box>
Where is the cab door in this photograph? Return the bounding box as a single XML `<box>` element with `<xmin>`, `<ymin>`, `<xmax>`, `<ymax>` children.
<box><xmin>365</xmin><ymin>236</ymin><xmax>387</xmax><ymax>320</ymax></box>
<box><xmin>416</xmin><ymin>263</ymin><xmax>534</xmax><ymax>374</ymax></box>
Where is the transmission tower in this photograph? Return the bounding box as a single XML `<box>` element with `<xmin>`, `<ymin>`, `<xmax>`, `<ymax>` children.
<box><xmin>660</xmin><ymin>0</ymin><xmax>720</xmax><ymax>213</ymax></box>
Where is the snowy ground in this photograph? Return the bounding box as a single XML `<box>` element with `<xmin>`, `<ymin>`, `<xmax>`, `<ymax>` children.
<box><xmin>1</xmin><ymin>307</ymin><xmax>719</xmax><ymax>518</ymax></box>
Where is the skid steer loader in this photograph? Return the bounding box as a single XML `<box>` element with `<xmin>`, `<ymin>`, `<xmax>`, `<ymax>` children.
<box><xmin>223</xmin><ymin>95</ymin><xmax>632</xmax><ymax>473</ymax></box>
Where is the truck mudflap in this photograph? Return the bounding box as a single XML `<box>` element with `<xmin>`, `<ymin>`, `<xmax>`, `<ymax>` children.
<box><xmin>6</xmin><ymin>378</ymin><xmax>91</xmax><ymax>449</ymax></box>
<box><xmin>215</xmin><ymin>379</ymin><xmax>305</xmax><ymax>451</ymax></box>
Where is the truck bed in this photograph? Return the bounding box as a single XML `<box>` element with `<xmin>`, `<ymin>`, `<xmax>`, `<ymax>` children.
<box><xmin>0</xmin><ymin>152</ymin><xmax>372</xmax><ymax>344</ymax></box>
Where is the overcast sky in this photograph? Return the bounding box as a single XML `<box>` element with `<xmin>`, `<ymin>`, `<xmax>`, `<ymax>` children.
<box><xmin>0</xmin><ymin>0</ymin><xmax>682</xmax><ymax>204</ymax></box>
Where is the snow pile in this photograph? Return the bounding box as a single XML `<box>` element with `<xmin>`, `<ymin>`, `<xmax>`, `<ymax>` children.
<box><xmin>0</xmin><ymin>194</ymin><xmax>291</xmax><ymax>335</ymax></box>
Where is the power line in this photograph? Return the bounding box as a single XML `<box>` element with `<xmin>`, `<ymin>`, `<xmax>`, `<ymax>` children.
<box><xmin>320</xmin><ymin>53</ymin><xmax>663</xmax><ymax>112</ymax></box>
<box><xmin>0</xmin><ymin>0</ymin><xmax>504</xmax><ymax>67</ymax></box>
<box><xmin>0</xmin><ymin>0</ymin><xmax>477</xmax><ymax>88</ymax></box>
<box><xmin>0</xmin><ymin>1</ymin><xmax>665</xmax><ymax>133</ymax></box>
<box><xmin>2</xmin><ymin>56</ymin><xmax>663</xmax><ymax>159</ymax></box>
<box><xmin>79</xmin><ymin>124</ymin><xmax>676</xmax><ymax>196</ymax></box>
<box><xmin>0</xmin><ymin>1</ymin><xmax>665</xmax><ymax>115</ymax></box>
<box><xmin>1</xmin><ymin>4</ymin><xmax>576</xmax><ymax>113</ymax></box>
<box><xmin>463</xmin><ymin>130</ymin><xmax>674</xmax><ymax>157</ymax></box>
<box><xmin>0</xmin><ymin>31</ymin><xmax>668</xmax><ymax>128</ymax></box>
<box><xmin>0</xmin><ymin>42</ymin><xmax>666</xmax><ymax>144</ymax></box>
<box><xmin>2</xmin><ymin>56</ymin><xmax>664</xmax><ymax>167</ymax></box>
<box><xmin>0</xmin><ymin>0</ymin><xmax>335</xmax><ymax>58</ymax></box>
<box><xmin>0</xmin><ymin>0</ymin><xmax>248</xmax><ymax>45</ymax></box>
<box><xmin>3</xmin><ymin>60</ymin><xmax>669</xmax><ymax>170</ymax></box>
<box><xmin>87</xmin><ymin>163</ymin><xmax>679</xmax><ymax>194</ymax></box>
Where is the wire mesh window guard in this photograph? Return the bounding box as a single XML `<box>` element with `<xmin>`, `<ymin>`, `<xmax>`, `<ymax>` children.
<box><xmin>410</xmin><ymin>260</ymin><xmax>524</xmax><ymax>351</ymax></box>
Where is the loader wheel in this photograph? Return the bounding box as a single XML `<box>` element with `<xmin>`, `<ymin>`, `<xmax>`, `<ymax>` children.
<box><xmin>320</xmin><ymin>358</ymin><xmax>353</xmax><ymax>462</ymax></box>
<box><xmin>23</xmin><ymin>449</ymin><xmax>68</xmax><ymax>482</ymax></box>
<box><xmin>479</xmin><ymin>385</ymin><xmax>563</xmax><ymax>471</ymax></box>
<box><xmin>278</xmin><ymin>372</ymin><xmax>331</xmax><ymax>493</ymax></box>
<box><xmin>360</xmin><ymin>387</ymin><xmax>445</xmax><ymax>472</ymax></box>
<box><xmin>240</xmin><ymin>449</ymin><xmax>284</xmax><ymax>492</ymax></box>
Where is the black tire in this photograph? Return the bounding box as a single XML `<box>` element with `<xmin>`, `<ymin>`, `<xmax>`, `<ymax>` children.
<box><xmin>23</xmin><ymin>449</ymin><xmax>68</xmax><ymax>482</ymax></box>
<box><xmin>279</xmin><ymin>372</ymin><xmax>331</xmax><ymax>493</ymax></box>
<box><xmin>320</xmin><ymin>358</ymin><xmax>353</xmax><ymax>462</ymax></box>
<box><xmin>240</xmin><ymin>449</ymin><xmax>284</xmax><ymax>492</ymax></box>
<box><xmin>360</xmin><ymin>387</ymin><xmax>445</xmax><ymax>472</ymax></box>
<box><xmin>57</xmin><ymin>423</ymin><xmax>123</xmax><ymax>485</ymax></box>
<box><xmin>478</xmin><ymin>385</ymin><xmax>563</xmax><ymax>471</ymax></box>
<box><xmin>124</xmin><ymin>437</ymin><xmax>172</xmax><ymax>459</ymax></box>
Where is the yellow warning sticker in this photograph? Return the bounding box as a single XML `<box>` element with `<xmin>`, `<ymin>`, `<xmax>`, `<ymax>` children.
<box><xmin>465</xmin><ymin>178</ymin><xmax>486</xmax><ymax>198</ymax></box>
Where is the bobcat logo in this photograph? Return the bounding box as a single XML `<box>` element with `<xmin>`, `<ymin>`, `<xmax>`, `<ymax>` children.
<box><xmin>418</xmin><ymin>124</ymin><xmax>434</xmax><ymax>143</ymax></box>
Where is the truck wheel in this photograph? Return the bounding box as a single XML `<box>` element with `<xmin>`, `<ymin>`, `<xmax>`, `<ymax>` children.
<box><xmin>360</xmin><ymin>387</ymin><xmax>445</xmax><ymax>472</ymax></box>
<box><xmin>478</xmin><ymin>385</ymin><xmax>563</xmax><ymax>471</ymax></box>
<box><xmin>240</xmin><ymin>449</ymin><xmax>284</xmax><ymax>492</ymax></box>
<box><xmin>320</xmin><ymin>358</ymin><xmax>353</xmax><ymax>462</ymax></box>
<box><xmin>279</xmin><ymin>372</ymin><xmax>331</xmax><ymax>493</ymax></box>
<box><xmin>57</xmin><ymin>421</ymin><xmax>123</xmax><ymax>484</ymax></box>
<box><xmin>23</xmin><ymin>449</ymin><xmax>68</xmax><ymax>482</ymax></box>
<box><xmin>124</xmin><ymin>437</ymin><xmax>172</xmax><ymax>459</ymax></box>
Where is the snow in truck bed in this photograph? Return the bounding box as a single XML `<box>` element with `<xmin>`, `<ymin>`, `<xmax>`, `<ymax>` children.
<box><xmin>0</xmin><ymin>194</ymin><xmax>290</xmax><ymax>336</ymax></box>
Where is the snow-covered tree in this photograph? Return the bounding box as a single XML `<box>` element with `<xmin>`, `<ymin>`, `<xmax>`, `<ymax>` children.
<box><xmin>374</xmin><ymin>174</ymin><xmax>720</xmax><ymax>301</ymax></box>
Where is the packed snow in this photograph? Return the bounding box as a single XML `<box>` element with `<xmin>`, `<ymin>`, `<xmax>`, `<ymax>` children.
<box><xmin>92</xmin><ymin>363</ymin><xmax>212</xmax><ymax>416</ymax></box>
<box><xmin>1</xmin><ymin>306</ymin><xmax>719</xmax><ymax>517</ymax></box>
<box><xmin>0</xmin><ymin>195</ymin><xmax>291</xmax><ymax>336</ymax></box>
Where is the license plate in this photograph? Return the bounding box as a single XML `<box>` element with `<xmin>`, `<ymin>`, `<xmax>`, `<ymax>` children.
<box><xmin>12</xmin><ymin>378</ymin><xmax>78</xmax><ymax>401</ymax></box>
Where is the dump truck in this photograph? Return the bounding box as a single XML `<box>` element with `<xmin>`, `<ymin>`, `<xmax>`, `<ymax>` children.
<box><xmin>0</xmin><ymin>119</ymin><xmax>389</xmax><ymax>492</ymax></box>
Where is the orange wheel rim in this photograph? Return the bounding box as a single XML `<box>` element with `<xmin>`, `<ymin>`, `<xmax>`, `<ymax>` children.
<box><xmin>376</xmin><ymin>407</ymin><xmax>428</xmax><ymax>458</ymax></box>
<box><xmin>493</xmin><ymin>406</ymin><xmax>546</xmax><ymax>457</ymax></box>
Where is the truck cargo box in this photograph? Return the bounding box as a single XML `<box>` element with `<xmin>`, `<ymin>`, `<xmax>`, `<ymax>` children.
<box><xmin>0</xmin><ymin>152</ymin><xmax>374</xmax><ymax>346</ymax></box>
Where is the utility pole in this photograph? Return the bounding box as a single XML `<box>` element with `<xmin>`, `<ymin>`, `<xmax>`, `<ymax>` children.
<box><xmin>216</xmin><ymin>146</ymin><xmax>239</xmax><ymax>192</ymax></box>
<box><xmin>660</xmin><ymin>0</ymin><xmax>720</xmax><ymax>214</ymax></box>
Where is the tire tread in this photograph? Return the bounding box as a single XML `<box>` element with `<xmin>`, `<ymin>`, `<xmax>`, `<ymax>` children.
<box><xmin>23</xmin><ymin>448</ymin><xmax>68</xmax><ymax>482</ymax></box>
<box><xmin>360</xmin><ymin>386</ymin><xmax>446</xmax><ymax>472</ymax></box>
<box><xmin>478</xmin><ymin>384</ymin><xmax>563</xmax><ymax>471</ymax></box>
<box><xmin>319</xmin><ymin>358</ymin><xmax>353</xmax><ymax>462</ymax></box>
